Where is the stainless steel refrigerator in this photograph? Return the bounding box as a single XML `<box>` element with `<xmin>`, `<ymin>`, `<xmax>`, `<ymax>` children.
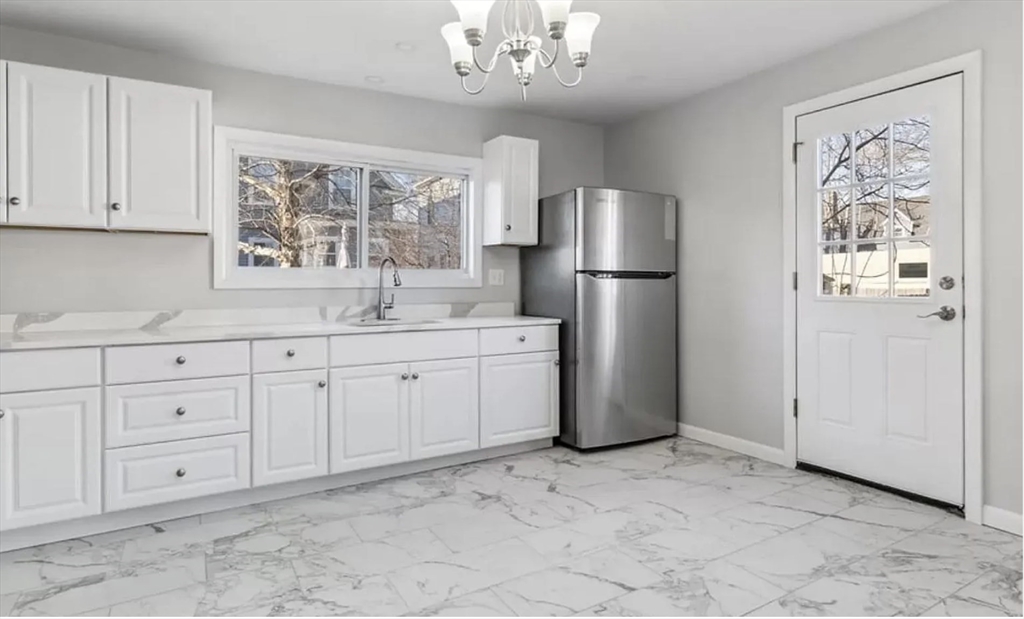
<box><xmin>521</xmin><ymin>187</ymin><xmax>678</xmax><ymax>450</ymax></box>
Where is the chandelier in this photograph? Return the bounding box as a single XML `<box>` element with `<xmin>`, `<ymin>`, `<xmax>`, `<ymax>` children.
<box><xmin>440</xmin><ymin>0</ymin><xmax>600</xmax><ymax>100</ymax></box>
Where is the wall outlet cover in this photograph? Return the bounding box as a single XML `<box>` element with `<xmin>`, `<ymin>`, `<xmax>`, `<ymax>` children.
<box><xmin>488</xmin><ymin>269</ymin><xmax>505</xmax><ymax>286</ymax></box>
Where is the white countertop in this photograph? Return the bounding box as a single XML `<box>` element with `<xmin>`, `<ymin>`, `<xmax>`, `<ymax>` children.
<box><xmin>0</xmin><ymin>316</ymin><xmax>561</xmax><ymax>351</ymax></box>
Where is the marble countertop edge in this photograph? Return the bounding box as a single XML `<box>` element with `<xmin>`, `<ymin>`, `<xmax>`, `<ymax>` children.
<box><xmin>0</xmin><ymin>316</ymin><xmax>561</xmax><ymax>351</ymax></box>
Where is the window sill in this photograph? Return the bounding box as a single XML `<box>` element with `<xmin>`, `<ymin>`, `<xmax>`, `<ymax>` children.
<box><xmin>213</xmin><ymin>268</ymin><xmax>482</xmax><ymax>290</ymax></box>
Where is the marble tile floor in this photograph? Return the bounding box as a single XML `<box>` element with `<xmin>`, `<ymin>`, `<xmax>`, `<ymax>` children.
<box><xmin>1</xmin><ymin>437</ymin><xmax>1020</xmax><ymax>617</ymax></box>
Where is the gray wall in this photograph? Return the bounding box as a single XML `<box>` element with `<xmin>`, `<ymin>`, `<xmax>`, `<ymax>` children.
<box><xmin>604</xmin><ymin>0</ymin><xmax>1022</xmax><ymax>514</ymax></box>
<box><xmin>0</xmin><ymin>25</ymin><xmax>604</xmax><ymax>313</ymax></box>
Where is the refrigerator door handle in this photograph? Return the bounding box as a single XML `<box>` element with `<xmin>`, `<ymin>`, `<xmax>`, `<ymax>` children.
<box><xmin>581</xmin><ymin>271</ymin><xmax>675</xmax><ymax>280</ymax></box>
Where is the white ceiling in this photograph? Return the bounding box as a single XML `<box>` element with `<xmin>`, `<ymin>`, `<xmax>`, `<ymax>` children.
<box><xmin>0</xmin><ymin>0</ymin><xmax>946</xmax><ymax>125</ymax></box>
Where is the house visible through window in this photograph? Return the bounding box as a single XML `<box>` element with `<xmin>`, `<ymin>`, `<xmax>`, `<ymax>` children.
<box><xmin>214</xmin><ymin>127</ymin><xmax>481</xmax><ymax>289</ymax></box>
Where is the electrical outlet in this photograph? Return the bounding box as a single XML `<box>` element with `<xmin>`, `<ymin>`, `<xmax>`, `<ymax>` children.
<box><xmin>488</xmin><ymin>269</ymin><xmax>505</xmax><ymax>286</ymax></box>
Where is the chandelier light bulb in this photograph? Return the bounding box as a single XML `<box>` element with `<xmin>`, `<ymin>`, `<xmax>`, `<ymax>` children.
<box><xmin>536</xmin><ymin>0</ymin><xmax>572</xmax><ymax>39</ymax></box>
<box><xmin>450</xmin><ymin>0</ymin><xmax>496</xmax><ymax>45</ymax></box>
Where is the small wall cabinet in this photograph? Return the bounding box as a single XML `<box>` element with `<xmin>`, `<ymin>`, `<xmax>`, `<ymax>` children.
<box><xmin>483</xmin><ymin>135</ymin><xmax>539</xmax><ymax>246</ymax></box>
<box><xmin>0</xmin><ymin>59</ymin><xmax>212</xmax><ymax>233</ymax></box>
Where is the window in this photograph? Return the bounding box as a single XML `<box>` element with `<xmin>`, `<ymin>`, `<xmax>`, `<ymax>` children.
<box><xmin>214</xmin><ymin>127</ymin><xmax>481</xmax><ymax>289</ymax></box>
<box><xmin>817</xmin><ymin>115</ymin><xmax>932</xmax><ymax>298</ymax></box>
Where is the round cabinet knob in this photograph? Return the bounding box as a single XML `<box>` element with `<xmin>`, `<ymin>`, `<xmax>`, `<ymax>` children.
<box><xmin>0</xmin><ymin>409</ymin><xmax>5</xmax><ymax>419</ymax></box>
<box><xmin>412</xmin><ymin>373</ymin><xmax>420</xmax><ymax>380</ymax></box>
<box><xmin>518</xmin><ymin>335</ymin><xmax>527</xmax><ymax>342</ymax></box>
<box><xmin>175</xmin><ymin>356</ymin><xmax>187</xmax><ymax>365</ymax></box>
<box><xmin>110</xmin><ymin>202</ymin><xmax>122</xmax><ymax>212</ymax></box>
<box><xmin>401</xmin><ymin>373</ymin><xmax>409</xmax><ymax>380</ymax></box>
<box><xmin>554</xmin><ymin>359</ymin><xmax>560</xmax><ymax>366</ymax></box>
<box><xmin>505</xmin><ymin>224</ymin><xmax>512</xmax><ymax>231</ymax></box>
<box><xmin>8</xmin><ymin>197</ymin><xmax>20</xmax><ymax>206</ymax></box>
<box><xmin>286</xmin><ymin>349</ymin><xmax>296</xmax><ymax>357</ymax></box>
<box><xmin>175</xmin><ymin>468</ymin><xmax>187</xmax><ymax>478</ymax></box>
<box><xmin>175</xmin><ymin>406</ymin><xmax>187</xmax><ymax>416</ymax></box>
<box><xmin>318</xmin><ymin>380</ymin><xmax>326</xmax><ymax>388</ymax></box>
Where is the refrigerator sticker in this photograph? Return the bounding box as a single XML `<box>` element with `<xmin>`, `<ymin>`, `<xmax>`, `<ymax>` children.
<box><xmin>665</xmin><ymin>199</ymin><xmax>676</xmax><ymax>241</ymax></box>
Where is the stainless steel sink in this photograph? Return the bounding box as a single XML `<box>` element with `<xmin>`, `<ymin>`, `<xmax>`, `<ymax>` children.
<box><xmin>354</xmin><ymin>318</ymin><xmax>439</xmax><ymax>327</ymax></box>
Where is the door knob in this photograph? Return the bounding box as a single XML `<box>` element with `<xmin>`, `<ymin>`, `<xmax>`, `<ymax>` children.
<box><xmin>917</xmin><ymin>306</ymin><xmax>957</xmax><ymax>321</ymax></box>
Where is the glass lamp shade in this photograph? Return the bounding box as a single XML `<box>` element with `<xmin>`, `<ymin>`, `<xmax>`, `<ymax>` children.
<box><xmin>510</xmin><ymin>36</ymin><xmax>542</xmax><ymax>76</ymax></box>
<box><xmin>565</xmin><ymin>12</ymin><xmax>600</xmax><ymax>56</ymax></box>
<box><xmin>441</xmin><ymin>22</ymin><xmax>473</xmax><ymax>64</ymax></box>
<box><xmin>536</xmin><ymin>0</ymin><xmax>572</xmax><ymax>28</ymax></box>
<box><xmin>450</xmin><ymin>0</ymin><xmax>495</xmax><ymax>34</ymax></box>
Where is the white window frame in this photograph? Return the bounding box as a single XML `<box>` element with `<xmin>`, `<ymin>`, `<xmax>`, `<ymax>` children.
<box><xmin>213</xmin><ymin>126</ymin><xmax>483</xmax><ymax>289</ymax></box>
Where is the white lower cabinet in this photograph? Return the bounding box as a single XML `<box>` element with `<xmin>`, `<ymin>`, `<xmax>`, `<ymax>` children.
<box><xmin>410</xmin><ymin>357</ymin><xmax>479</xmax><ymax>460</ymax></box>
<box><xmin>329</xmin><ymin>363</ymin><xmax>410</xmax><ymax>474</ymax></box>
<box><xmin>105</xmin><ymin>433</ymin><xmax>250</xmax><ymax>512</ymax></box>
<box><xmin>252</xmin><ymin>370</ymin><xmax>328</xmax><ymax>487</ymax></box>
<box><xmin>480</xmin><ymin>351</ymin><xmax>559</xmax><ymax>448</ymax></box>
<box><xmin>0</xmin><ymin>388</ymin><xmax>102</xmax><ymax>530</ymax></box>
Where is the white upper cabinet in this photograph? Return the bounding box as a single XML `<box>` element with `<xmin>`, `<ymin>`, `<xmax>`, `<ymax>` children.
<box><xmin>0</xmin><ymin>61</ymin><xmax>7</xmax><ymax>224</ymax></box>
<box><xmin>5</xmin><ymin>62</ymin><xmax>107</xmax><ymax>228</ymax></box>
<box><xmin>483</xmin><ymin>135</ymin><xmax>539</xmax><ymax>246</ymax></box>
<box><xmin>409</xmin><ymin>357</ymin><xmax>479</xmax><ymax>460</ymax></box>
<box><xmin>252</xmin><ymin>370</ymin><xmax>329</xmax><ymax>487</ymax></box>
<box><xmin>0</xmin><ymin>387</ymin><xmax>102</xmax><ymax>531</ymax></box>
<box><xmin>480</xmin><ymin>351</ymin><xmax>559</xmax><ymax>448</ymax></box>
<box><xmin>108</xmin><ymin>77</ymin><xmax>211</xmax><ymax>232</ymax></box>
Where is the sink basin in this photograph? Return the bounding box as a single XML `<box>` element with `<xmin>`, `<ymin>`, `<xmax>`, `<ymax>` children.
<box><xmin>354</xmin><ymin>318</ymin><xmax>439</xmax><ymax>327</ymax></box>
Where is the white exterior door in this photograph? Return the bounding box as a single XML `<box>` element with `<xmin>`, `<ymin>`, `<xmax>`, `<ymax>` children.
<box><xmin>329</xmin><ymin>364</ymin><xmax>409</xmax><ymax>474</ymax></box>
<box><xmin>795</xmin><ymin>75</ymin><xmax>964</xmax><ymax>504</ymax></box>
<box><xmin>409</xmin><ymin>357</ymin><xmax>479</xmax><ymax>460</ymax></box>
<box><xmin>0</xmin><ymin>388</ymin><xmax>102</xmax><ymax>530</ymax></box>
<box><xmin>108</xmin><ymin>77</ymin><xmax>211</xmax><ymax>232</ymax></box>
<box><xmin>6</xmin><ymin>62</ymin><xmax>107</xmax><ymax>228</ymax></box>
<box><xmin>480</xmin><ymin>351</ymin><xmax>559</xmax><ymax>448</ymax></box>
<box><xmin>252</xmin><ymin>370</ymin><xmax>328</xmax><ymax>487</ymax></box>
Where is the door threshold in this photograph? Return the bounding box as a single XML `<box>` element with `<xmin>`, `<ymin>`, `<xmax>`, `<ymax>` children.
<box><xmin>796</xmin><ymin>462</ymin><xmax>964</xmax><ymax>517</ymax></box>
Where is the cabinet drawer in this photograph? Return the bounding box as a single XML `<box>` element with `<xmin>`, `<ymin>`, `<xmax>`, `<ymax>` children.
<box><xmin>0</xmin><ymin>348</ymin><xmax>101</xmax><ymax>393</ymax></box>
<box><xmin>105</xmin><ymin>341</ymin><xmax>249</xmax><ymax>384</ymax></box>
<box><xmin>252</xmin><ymin>337</ymin><xmax>327</xmax><ymax>374</ymax></box>
<box><xmin>104</xmin><ymin>433</ymin><xmax>250</xmax><ymax>512</ymax></box>
<box><xmin>330</xmin><ymin>330</ymin><xmax>477</xmax><ymax>367</ymax></box>
<box><xmin>479</xmin><ymin>325</ymin><xmax>558</xmax><ymax>356</ymax></box>
<box><xmin>105</xmin><ymin>376</ymin><xmax>250</xmax><ymax>448</ymax></box>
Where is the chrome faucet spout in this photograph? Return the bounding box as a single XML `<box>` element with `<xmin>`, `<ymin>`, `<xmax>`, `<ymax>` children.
<box><xmin>377</xmin><ymin>257</ymin><xmax>401</xmax><ymax>320</ymax></box>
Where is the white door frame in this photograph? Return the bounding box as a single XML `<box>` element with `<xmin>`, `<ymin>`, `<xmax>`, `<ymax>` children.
<box><xmin>782</xmin><ymin>51</ymin><xmax>983</xmax><ymax>523</ymax></box>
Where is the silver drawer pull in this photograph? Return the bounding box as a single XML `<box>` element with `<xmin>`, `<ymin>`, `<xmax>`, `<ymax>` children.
<box><xmin>318</xmin><ymin>380</ymin><xmax>327</xmax><ymax>388</ymax></box>
<box><xmin>0</xmin><ymin>410</ymin><xmax>5</xmax><ymax>420</ymax></box>
<box><xmin>401</xmin><ymin>373</ymin><xmax>409</xmax><ymax>380</ymax></box>
<box><xmin>554</xmin><ymin>359</ymin><xmax>560</xmax><ymax>366</ymax></box>
<box><xmin>175</xmin><ymin>468</ymin><xmax>187</xmax><ymax>478</ymax></box>
<box><xmin>412</xmin><ymin>372</ymin><xmax>420</xmax><ymax>380</ymax></box>
<box><xmin>518</xmin><ymin>335</ymin><xmax>526</xmax><ymax>342</ymax></box>
<box><xmin>175</xmin><ymin>356</ymin><xmax>187</xmax><ymax>365</ymax></box>
<box><xmin>176</xmin><ymin>406</ymin><xmax>186</xmax><ymax>416</ymax></box>
<box><xmin>286</xmin><ymin>349</ymin><xmax>296</xmax><ymax>357</ymax></box>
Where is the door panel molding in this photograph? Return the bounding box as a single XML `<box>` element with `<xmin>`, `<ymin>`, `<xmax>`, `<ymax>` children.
<box><xmin>782</xmin><ymin>51</ymin><xmax>983</xmax><ymax>523</ymax></box>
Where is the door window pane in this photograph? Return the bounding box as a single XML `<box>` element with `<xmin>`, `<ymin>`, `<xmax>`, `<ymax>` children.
<box><xmin>368</xmin><ymin>170</ymin><xmax>464</xmax><ymax>269</ymax></box>
<box><xmin>819</xmin><ymin>133</ymin><xmax>851</xmax><ymax>187</ymax></box>
<box><xmin>853</xmin><ymin>243</ymin><xmax>890</xmax><ymax>298</ymax></box>
<box><xmin>893</xmin><ymin>240</ymin><xmax>931</xmax><ymax>297</ymax></box>
<box><xmin>821</xmin><ymin>245</ymin><xmax>852</xmax><ymax>296</ymax></box>
<box><xmin>894</xmin><ymin>178</ymin><xmax>930</xmax><ymax>237</ymax></box>
<box><xmin>820</xmin><ymin>188</ymin><xmax>851</xmax><ymax>242</ymax></box>
<box><xmin>893</xmin><ymin>116</ymin><xmax>930</xmax><ymax>177</ymax></box>
<box><xmin>855</xmin><ymin>125</ymin><xmax>889</xmax><ymax>182</ymax></box>
<box><xmin>237</xmin><ymin>156</ymin><xmax>359</xmax><ymax>269</ymax></box>
<box><xmin>855</xmin><ymin>183</ymin><xmax>890</xmax><ymax>240</ymax></box>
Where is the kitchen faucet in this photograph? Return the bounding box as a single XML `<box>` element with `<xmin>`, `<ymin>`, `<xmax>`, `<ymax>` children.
<box><xmin>377</xmin><ymin>257</ymin><xmax>402</xmax><ymax>320</ymax></box>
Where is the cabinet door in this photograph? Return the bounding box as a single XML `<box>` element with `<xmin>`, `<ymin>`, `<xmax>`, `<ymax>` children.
<box><xmin>329</xmin><ymin>364</ymin><xmax>409</xmax><ymax>474</ymax></box>
<box><xmin>108</xmin><ymin>77</ymin><xmax>211</xmax><ymax>232</ymax></box>
<box><xmin>252</xmin><ymin>370</ymin><xmax>328</xmax><ymax>487</ymax></box>
<box><xmin>503</xmin><ymin>136</ymin><xmax>539</xmax><ymax>245</ymax></box>
<box><xmin>6</xmin><ymin>62</ymin><xmax>107</xmax><ymax>228</ymax></box>
<box><xmin>0</xmin><ymin>388</ymin><xmax>102</xmax><ymax>530</ymax></box>
<box><xmin>409</xmin><ymin>357</ymin><xmax>479</xmax><ymax>460</ymax></box>
<box><xmin>480</xmin><ymin>351</ymin><xmax>559</xmax><ymax>448</ymax></box>
<box><xmin>1</xmin><ymin>61</ymin><xmax>7</xmax><ymax>223</ymax></box>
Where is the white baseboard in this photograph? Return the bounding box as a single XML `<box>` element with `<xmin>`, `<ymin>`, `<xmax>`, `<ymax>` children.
<box><xmin>0</xmin><ymin>439</ymin><xmax>552</xmax><ymax>552</ymax></box>
<box><xmin>677</xmin><ymin>423</ymin><xmax>786</xmax><ymax>466</ymax></box>
<box><xmin>982</xmin><ymin>505</ymin><xmax>1023</xmax><ymax>536</ymax></box>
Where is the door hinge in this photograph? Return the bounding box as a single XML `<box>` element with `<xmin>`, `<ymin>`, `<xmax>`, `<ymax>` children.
<box><xmin>792</xmin><ymin>141</ymin><xmax>804</xmax><ymax>164</ymax></box>
<box><xmin>792</xmin><ymin>271</ymin><xmax>798</xmax><ymax>291</ymax></box>
<box><xmin>792</xmin><ymin>398</ymin><xmax>798</xmax><ymax>418</ymax></box>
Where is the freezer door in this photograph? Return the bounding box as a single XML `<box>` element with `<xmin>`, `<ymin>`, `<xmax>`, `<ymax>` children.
<box><xmin>576</xmin><ymin>188</ymin><xmax>677</xmax><ymax>272</ymax></box>
<box><xmin>573</xmin><ymin>272</ymin><xmax>677</xmax><ymax>449</ymax></box>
